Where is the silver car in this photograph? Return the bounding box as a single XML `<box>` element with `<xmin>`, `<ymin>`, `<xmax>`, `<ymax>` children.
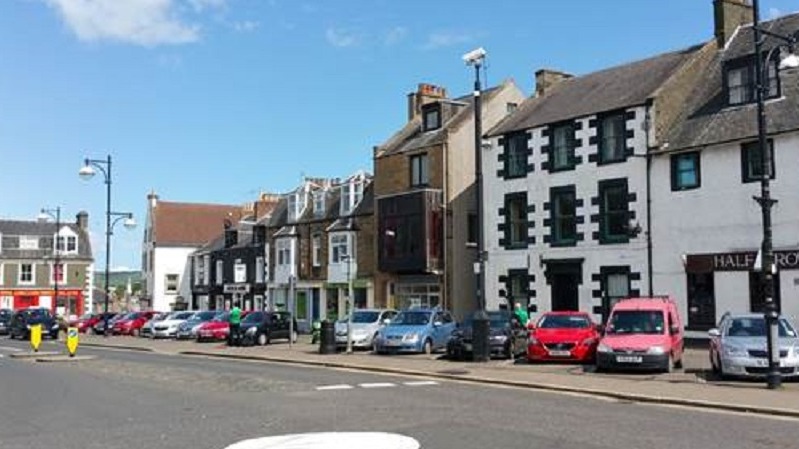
<box><xmin>335</xmin><ymin>309</ymin><xmax>397</xmax><ymax>349</ymax></box>
<box><xmin>709</xmin><ymin>313</ymin><xmax>799</xmax><ymax>378</ymax></box>
<box><xmin>152</xmin><ymin>311</ymin><xmax>196</xmax><ymax>338</ymax></box>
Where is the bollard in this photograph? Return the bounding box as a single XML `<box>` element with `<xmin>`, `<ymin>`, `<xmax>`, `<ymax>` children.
<box><xmin>472</xmin><ymin>310</ymin><xmax>490</xmax><ymax>362</ymax></box>
<box><xmin>318</xmin><ymin>320</ymin><xmax>337</xmax><ymax>354</ymax></box>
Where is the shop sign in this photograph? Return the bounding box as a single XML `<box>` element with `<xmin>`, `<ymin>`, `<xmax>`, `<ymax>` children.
<box><xmin>711</xmin><ymin>250</ymin><xmax>799</xmax><ymax>271</ymax></box>
<box><xmin>223</xmin><ymin>284</ymin><xmax>250</xmax><ymax>294</ymax></box>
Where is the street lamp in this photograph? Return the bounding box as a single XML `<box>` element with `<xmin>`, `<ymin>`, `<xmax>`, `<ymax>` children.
<box><xmin>39</xmin><ymin>207</ymin><xmax>62</xmax><ymax>316</ymax></box>
<box><xmin>464</xmin><ymin>46</ymin><xmax>490</xmax><ymax>362</ymax></box>
<box><xmin>751</xmin><ymin>0</ymin><xmax>798</xmax><ymax>389</ymax></box>
<box><xmin>79</xmin><ymin>155</ymin><xmax>136</xmax><ymax>335</ymax></box>
<box><xmin>341</xmin><ymin>253</ymin><xmax>355</xmax><ymax>354</ymax></box>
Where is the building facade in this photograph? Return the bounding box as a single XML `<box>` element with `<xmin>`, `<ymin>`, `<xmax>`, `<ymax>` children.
<box><xmin>0</xmin><ymin>212</ymin><xmax>94</xmax><ymax>317</ymax></box>
<box><xmin>373</xmin><ymin>81</ymin><xmax>525</xmax><ymax>319</ymax></box>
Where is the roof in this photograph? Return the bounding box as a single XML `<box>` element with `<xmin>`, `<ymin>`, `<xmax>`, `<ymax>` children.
<box><xmin>0</xmin><ymin>219</ymin><xmax>92</xmax><ymax>259</ymax></box>
<box><xmin>488</xmin><ymin>45</ymin><xmax>704</xmax><ymax>136</ymax></box>
<box><xmin>722</xmin><ymin>13</ymin><xmax>799</xmax><ymax>61</ymax></box>
<box><xmin>612</xmin><ymin>297</ymin><xmax>677</xmax><ymax>311</ymax></box>
<box><xmin>152</xmin><ymin>201</ymin><xmax>240</xmax><ymax>247</ymax></box>
<box><xmin>666</xmin><ymin>13</ymin><xmax>799</xmax><ymax>150</ymax></box>
<box><xmin>375</xmin><ymin>83</ymin><xmax>508</xmax><ymax>158</ymax></box>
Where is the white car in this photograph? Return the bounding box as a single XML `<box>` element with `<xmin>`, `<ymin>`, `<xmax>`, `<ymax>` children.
<box><xmin>335</xmin><ymin>309</ymin><xmax>397</xmax><ymax>349</ymax></box>
<box><xmin>152</xmin><ymin>311</ymin><xmax>196</xmax><ymax>339</ymax></box>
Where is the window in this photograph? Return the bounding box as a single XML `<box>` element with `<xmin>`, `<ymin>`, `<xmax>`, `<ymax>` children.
<box><xmin>410</xmin><ymin>153</ymin><xmax>429</xmax><ymax>187</ymax></box>
<box><xmin>165</xmin><ymin>274</ymin><xmax>179</xmax><ymax>294</ymax></box>
<box><xmin>505</xmin><ymin>193</ymin><xmax>528</xmax><ymax>248</ymax></box>
<box><xmin>504</xmin><ymin>132</ymin><xmax>528</xmax><ymax>178</ymax></box>
<box><xmin>598</xmin><ymin>180</ymin><xmax>630</xmax><ymax>244</ymax></box>
<box><xmin>467</xmin><ymin>213</ymin><xmax>478</xmax><ymax>245</ymax></box>
<box><xmin>277</xmin><ymin>239</ymin><xmax>292</xmax><ymax>267</ymax></box>
<box><xmin>550</xmin><ymin>187</ymin><xmax>577</xmax><ymax>245</ymax></box>
<box><xmin>726</xmin><ymin>58</ymin><xmax>778</xmax><ymax>106</ymax></box>
<box><xmin>330</xmin><ymin>234</ymin><xmax>349</xmax><ymax>263</ymax></box>
<box><xmin>550</xmin><ymin>123</ymin><xmax>575</xmax><ymax>171</ymax></box>
<box><xmin>56</xmin><ymin>235</ymin><xmax>77</xmax><ymax>253</ymax></box>
<box><xmin>287</xmin><ymin>192</ymin><xmax>306</xmax><ymax>222</ymax></box>
<box><xmin>423</xmin><ymin>105</ymin><xmax>441</xmax><ymax>131</ymax></box>
<box><xmin>255</xmin><ymin>257</ymin><xmax>265</xmax><ymax>283</ymax></box>
<box><xmin>52</xmin><ymin>263</ymin><xmax>65</xmax><ymax>284</ymax></box>
<box><xmin>19</xmin><ymin>263</ymin><xmax>33</xmax><ymax>284</ymax></box>
<box><xmin>203</xmin><ymin>255</ymin><xmax>210</xmax><ymax>285</ymax></box>
<box><xmin>749</xmin><ymin>271</ymin><xmax>782</xmax><ymax>313</ymax></box>
<box><xmin>598</xmin><ymin>113</ymin><xmax>626</xmax><ymax>164</ymax></box>
<box><xmin>312</xmin><ymin>235</ymin><xmax>321</xmax><ymax>267</ymax></box>
<box><xmin>340</xmin><ymin>181</ymin><xmax>364</xmax><ymax>215</ymax></box>
<box><xmin>506</xmin><ymin>102</ymin><xmax>518</xmax><ymax>114</ymax></box>
<box><xmin>19</xmin><ymin>236</ymin><xmax>38</xmax><ymax>250</ymax></box>
<box><xmin>195</xmin><ymin>256</ymin><xmax>205</xmax><ymax>286</ymax></box>
<box><xmin>507</xmin><ymin>270</ymin><xmax>529</xmax><ymax>307</ymax></box>
<box><xmin>313</xmin><ymin>191</ymin><xmax>326</xmax><ymax>217</ymax></box>
<box><xmin>741</xmin><ymin>140</ymin><xmax>775</xmax><ymax>183</ymax></box>
<box><xmin>234</xmin><ymin>262</ymin><xmax>246</xmax><ymax>283</ymax></box>
<box><xmin>215</xmin><ymin>260</ymin><xmax>223</xmax><ymax>285</ymax></box>
<box><xmin>606</xmin><ymin>272</ymin><xmax>630</xmax><ymax>309</ymax></box>
<box><xmin>671</xmin><ymin>152</ymin><xmax>701</xmax><ymax>190</ymax></box>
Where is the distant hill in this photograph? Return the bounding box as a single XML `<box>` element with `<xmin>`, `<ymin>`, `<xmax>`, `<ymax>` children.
<box><xmin>94</xmin><ymin>270</ymin><xmax>142</xmax><ymax>289</ymax></box>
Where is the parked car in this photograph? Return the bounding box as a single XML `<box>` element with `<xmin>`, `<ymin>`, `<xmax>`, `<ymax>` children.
<box><xmin>447</xmin><ymin>310</ymin><xmax>527</xmax><ymax>360</ymax></box>
<box><xmin>8</xmin><ymin>308</ymin><xmax>60</xmax><ymax>340</ymax></box>
<box><xmin>709</xmin><ymin>313</ymin><xmax>799</xmax><ymax>379</ymax></box>
<box><xmin>152</xmin><ymin>311</ymin><xmax>195</xmax><ymax>339</ymax></box>
<box><xmin>92</xmin><ymin>313</ymin><xmax>123</xmax><ymax>335</ymax></box>
<box><xmin>373</xmin><ymin>308</ymin><xmax>456</xmax><ymax>354</ymax></box>
<box><xmin>0</xmin><ymin>308</ymin><xmax>12</xmax><ymax>335</ymax></box>
<box><xmin>196</xmin><ymin>311</ymin><xmax>252</xmax><ymax>342</ymax></box>
<box><xmin>81</xmin><ymin>312</ymin><xmax>115</xmax><ymax>334</ymax></box>
<box><xmin>241</xmin><ymin>311</ymin><xmax>299</xmax><ymax>346</ymax></box>
<box><xmin>526</xmin><ymin>311</ymin><xmax>601</xmax><ymax>363</ymax></box>
<box><xmin>334</xmin><ymin>309</ymin><xmax>397</xmax><ymax>350</ymax></box>
<box><xmin>596</xmin><ymin>296</ymin><xmax>684</xmax><ymax>373</ymax></box>
<box><xmin>140</xmin><ymin>312</ymin><xmax>169</xmax><ymax>338</ymax></box>
<box><xmin>176</xmin><ymin>311</ymin><xmax>219</xmax><ymax>340</ymax></box>
<box><xmin>111</xmin><ymin>311</ymin><xmax>156</xmax><ymax>336</ymax></box>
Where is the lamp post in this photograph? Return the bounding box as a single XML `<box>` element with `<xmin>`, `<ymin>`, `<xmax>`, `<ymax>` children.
<box><xmin>751</xmin><ymin>0</ymin><xmax>799</xmax><ymax>390</ymax></box>
<box><xmin>38</xmin><ymin>207</ymin><xmax>61</xmax><ymax>316</ymax></box>
<box><xmin>79</xmin><ymin>155</ymin><xmax>136</xmax><ymax>335</ymax></box>
<box><xmin>342</xmin><ymin>254</ymin><xmax>354</xmax><ymax>354</ymax></box>
<box><xmin>463</xmin><ymin>47</ymin><xmax>490</xmax><ymax>362</ymax></box>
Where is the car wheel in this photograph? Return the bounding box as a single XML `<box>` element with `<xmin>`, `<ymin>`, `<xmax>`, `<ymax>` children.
<box><xmin>257</xmin><ymin>333</ymin><xmax>268</xmax><ymax>346</ymax></box>
<box><xmin>674</xmin><ymin>355</ymin><xmax>683</xmax><ymax>370</ymax></box>
<box><xmin>86</xmin><ymin>327</ymin><xmax>94</xmax><ymax>335</ymax></box>
<box><xmin>665</xmin><ymin>355</ymin><xmax>675</xmax><ymax>374</ymax></box>
<box><xmin>423</xmin><ymin>339</ymin><xmax>433</xmax><ymax>355</ymax></box>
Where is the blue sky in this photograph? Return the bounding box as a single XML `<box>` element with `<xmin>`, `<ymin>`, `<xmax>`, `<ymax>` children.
<box><xmin>0</xmin><ymin>0</ymin><xmax>796</xmax><ymax>271</ymax></box>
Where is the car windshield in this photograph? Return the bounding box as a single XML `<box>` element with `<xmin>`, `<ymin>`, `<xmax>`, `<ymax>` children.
<box><xmin>341</xmin><ymin>311</ymin><xmax>380</xmax><ymax>324</ymax></box>
<box><xmin>607</xmin><ymin>310</ymin><xmax>664</xmax><ymax>335</ymax></box>
<box><xmin>243</xmin><ymin>312</ymin><xmax>265</xmax><ymax>323</ymax></box>
<box><xmin>25</xmin><ymin>309</ymin><xmax>49</xmax><ymax>320</ymax></box>
<box><xmin>537</xmin><ymin>315</ymin><xmax>591</xmax><ymax>329</ymax></box>
<box><xmin>126</xmin><ymin>312</ymin><xmax>142</xmax><ymax>320</ymax></box>
<box><xmin>213</xmin><ymin>312</ymin><xmax>230</xmax><ymax>322</ymax></box>
<box><xmin>725</xmin><ymin>317</ymin><xmax>796</xmax><ymax>338</ymax></box>
<box><xmin>390</xmin><ymin>311</ymin><xmax>431</xmax><ymax>326</ymax></box>
<box><xmin>172</xmin><ymin>312</ymin><xmax>194</xmax><ymax>320</ymax></box>
<box><xmin>191</xmin><ymin>311</ymin><xmax>217</xmax><ymax>321</ymax></box>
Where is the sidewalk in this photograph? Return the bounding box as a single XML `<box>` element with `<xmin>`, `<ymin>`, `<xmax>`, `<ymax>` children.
<box><xmin>78</xmin><ymin>335</ymin><xmax>799</xmax><ymax>418</ymax></box>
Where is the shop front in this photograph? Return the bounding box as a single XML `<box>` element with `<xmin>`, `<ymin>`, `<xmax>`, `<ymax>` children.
<box><xmin>0</xmin><ymin>288</ymin><xmax>84</xmax><ymax>316</ymax></box>
<box><xmin>223</xmin><ymin>283</ymin><xmax>266</xmax><ymax>311</ymax></box>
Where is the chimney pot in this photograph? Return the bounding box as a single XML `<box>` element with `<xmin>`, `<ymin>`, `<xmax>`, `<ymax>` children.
<box><xmin>535</xmin><ymin>69</ymin><xmax>573</xmax><ymax>97</ymax></box>
<box><xmin>407</xmin><ymin>83</ymin><xmax>448</xmax><ymax>120</ymax></box>
<box><xmin>76</xmin><ymin>211</ymin><xmax>89</xmax><ymax>230</ymax></box>
<box><xmin>713</xmin><ymin>0</ymin><xmax>753</xmax><ymax>47</ymax></box>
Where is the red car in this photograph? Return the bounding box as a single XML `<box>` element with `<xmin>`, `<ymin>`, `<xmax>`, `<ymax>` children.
<box><xmin>527</xmin><ymin>312</ymin><xmax>601</xmax><ymax>363</ymax></box>
<box><xmin>196</xmin><ymin>311</ymin><xmax>251</xmax><ymax>342</ymax></box>
<box><xmin>74</xmin><ymin>313</ymin><xmax>111</xmax><ymax>334</ymax></box>
<box><xmin>112</xmin><ymin>311</ymin><xmax>156</xmax><ymax>336</ymax></box>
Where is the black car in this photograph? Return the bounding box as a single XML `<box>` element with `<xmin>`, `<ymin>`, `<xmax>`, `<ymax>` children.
<box><xmin>92</xmin><ymin>313</ymin><xmax>122</xmax><ymax>335</ymax></box>
<box><xmin>447</xmin><ymin>310</ymin><xmax>528</xmax><ymax>360</ymax></box>
<box><xmin>0</xmin><ymin>309</ymin><xmax>12</xmax><ymax>335</ymax></box>
<box><xmin>240</xmin><ymin>311</ymin><xmax>299</xmax><ymax>346</ymax></box>
<box><xmin>8</xmin><ymin>308</ymin><xmax>60</xmax><ymax>340</ymax></box>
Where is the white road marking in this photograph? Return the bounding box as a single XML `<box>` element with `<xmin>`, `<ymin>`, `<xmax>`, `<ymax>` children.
<box><xmin>315</xmin><ymin>384</ymin><xmax>354</xmax><ymax>391</ymax></box>
<box><xmin>358</xmin><ymin>382</ymin><xmax>397</xmax><ymax>388</ymax></box>
<box><xmin>224</xmin><ymin>432</ymin><xmax>420</xmax><ymax>449</ymax></box>
<box><xmin>0</xmin><ymin>346</ymin><xmax>23</xmax><ymax>352</ymax></box>
<box><xmin>402</xmin><ymin>380</ymin><xmax>439</xmax><ymax>386</ymax></box>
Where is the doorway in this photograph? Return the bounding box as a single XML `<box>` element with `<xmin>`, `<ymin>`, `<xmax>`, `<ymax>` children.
<box><xmin>687</xmin><ymin>272</ymin><xmax>716</xmax><ymax>330</ymax></box>
<box><xmin>749</xmin><ymin>271</ymin><xmax>782</xmax><ymax>313</ymax></box>
<box><xmin>545</xmin><ymin>260</ymin><xmax>582</xmax><ymax>312</ymax></box>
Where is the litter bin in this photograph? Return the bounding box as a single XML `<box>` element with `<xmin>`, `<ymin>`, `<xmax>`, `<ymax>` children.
<box><xmin>472</xmin><ymin>310</ymin><xmax>490</xmax><ymax>362</ymax></box>
<box><xmin>319</xmin><ymin>320</ymin><xmax>337</xmax><ymax>354</ymax></box>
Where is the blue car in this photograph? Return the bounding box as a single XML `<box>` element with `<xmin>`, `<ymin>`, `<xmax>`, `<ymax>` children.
<box><xmin>373</xmin><ymin>308</ymin><xmax>457</xmax><ymax>354</ymax></box>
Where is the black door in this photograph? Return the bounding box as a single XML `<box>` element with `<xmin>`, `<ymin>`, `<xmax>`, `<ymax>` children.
<box><xmin>551</xmin><ymin>272</ymin><xmax>580</xmax><ymax>311</ymax></box>
<box><xmin>687</xmin><ymin>272</ymin><xmax>716</xmax><ymax>330</ymax></box>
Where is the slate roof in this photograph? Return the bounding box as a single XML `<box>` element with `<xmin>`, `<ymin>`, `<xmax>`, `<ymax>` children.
<box><xmin>487</xmin><ymin>45</ymin><xmax>705</xmax><ymax>136</ymax></box>
<box><xmin>152</xmin><ymin>201</ymin><xmax>240</xmax><ymax>247</ymax></box>
<box><xmin>0</xmin><ymin>219</ymin><xmax>93</xmax><ymax>260</ymax></box>
<box><xmin>375</xmin><ymin>83</ymin><xmax>507</xmax><ymax>157</ymax></box>
<box><xmin>723</xmin><ymin>13</ymin><xmax>799</xmax><ymax>61</ymax></box>
<box><xmin>666</xmin><ymin>13</ymin><xmax>799</xmax><ymax>150</ymax></box>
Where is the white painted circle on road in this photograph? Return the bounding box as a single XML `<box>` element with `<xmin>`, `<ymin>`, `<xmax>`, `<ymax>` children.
<box><xmin>223</xmin><ymin>432</ymin><xmax>420</xmax><ymax>449</ymax></box>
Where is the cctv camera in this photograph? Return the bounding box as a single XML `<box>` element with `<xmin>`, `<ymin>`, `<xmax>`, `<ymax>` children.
<box><xmin>463</xmin><ymin>47</ymin><xmax>486</xmax><ymax>65</ymax></box>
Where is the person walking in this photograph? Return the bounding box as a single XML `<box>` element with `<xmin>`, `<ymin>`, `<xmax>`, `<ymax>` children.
<box><xmin>228</xmin><ymin>301</ymin><xmax>242</xmax><ymax>346</ymax></box>
<box><xmin>513</xmin><ymin>302</ymin><xmax>529</xmax><ymax>328</ymax></box>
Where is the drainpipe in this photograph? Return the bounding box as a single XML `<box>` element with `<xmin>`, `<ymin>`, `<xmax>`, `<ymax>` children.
<box><xmin>644</xmin><ymin>101</ymin><xmax>654</xmax><ymax>297</ymax></box>
<box><xmin>442</xmin><ymin>139</ymin><xmax>449</xmax><ymax>312</ymax></box>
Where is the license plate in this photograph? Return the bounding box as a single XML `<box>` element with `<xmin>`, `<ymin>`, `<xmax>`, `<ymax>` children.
<box><xmin>755</xmin><ymin>358</ymin><xmax>768</xmax><ymax>367</ymax></box>
<box><xmin>616</xmin><ymin>355</ymin><xmax>643</xmax><ymax>363</ymax></box>
<box><xmin>549</xmin><ymin>350</ymin><xmax>571</xmax><ymax>357</ymax></box>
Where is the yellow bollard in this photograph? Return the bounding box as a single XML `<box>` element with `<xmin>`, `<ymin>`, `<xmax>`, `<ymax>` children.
<box><xmin>30</xmin><ymin>324</ymin><xmax>42</xmax><ymax>353</ymax></box>
<box><xmin>66</xmin><ymin>327</ymin><xmax>79</xmax><ymax>357</ymax></box>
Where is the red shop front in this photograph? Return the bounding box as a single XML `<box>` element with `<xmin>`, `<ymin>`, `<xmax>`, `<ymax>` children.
<box><xmin>0</xmin><ymin>289</ymin><xmax>84</xmax><ymax>317</ymax></box>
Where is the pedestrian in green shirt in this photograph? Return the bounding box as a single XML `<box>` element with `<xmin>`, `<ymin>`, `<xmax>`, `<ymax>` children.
<box><xmin>228</xmin><ymin>301</ymin><xmax>242</xmax><ymax>346</ymax></box>
<box><xmin>513</xmin><ymin>302</ymin><xmax>529</xmax><ymax>328</ymax></box>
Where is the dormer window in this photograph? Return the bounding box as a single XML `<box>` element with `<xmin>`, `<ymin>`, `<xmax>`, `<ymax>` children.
<box><xmin>726</xmin><ymin>56</ymin><xmax>779</xmax><ymax>106</ymax></box>
<box><xmin>422</xmin><ymin>104</ymin><xmax>441</xmax><ymax>132</ymax></box>
<box><xmin>287</xmin><ymin>191</ymin><xmax>306</xmax><ymax>222</ymax></box>
<box><xmin>56</xmin><ymin>235</ymin><xmax>78</xmax><ymax>254</ymax></box>
<box><xmin>313</xmin><ymin>191</ymin><xmax>326</xmax><ymax>217</ymax></box>
<box><xmin>340</xmin><ymin>180</ymin><xmax>364</xmax><ymax>215</ymax></box>
<box><xmin>19</xmin><ymin>236</ymin><xmax>38</xmax><ymax>250</ymax></box>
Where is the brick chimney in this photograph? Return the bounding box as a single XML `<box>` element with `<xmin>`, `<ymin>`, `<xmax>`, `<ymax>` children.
<box><xmin>535</xmin><ymin>69</ymin><xmax>573</xmax><ymax>97</ymax></box>
<box><xmin>76</xmin><ymin>211</ymin><xmax>89</xmax><ymax>230</ymax></box>
<box><xmin>407</xmin><ymin>83</ymin><xmax>447</xmax><ymax>120</ymax></box>
<box><xmin>713</xmin><ymin>0</ymin><xmax>753</xmax><ymax>47</ymax></box>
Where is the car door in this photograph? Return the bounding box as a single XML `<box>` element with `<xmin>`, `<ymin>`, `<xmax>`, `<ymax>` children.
<box><xmin>274</xmin><ymin>312</ymin><xmax>289</xmax><ymax>339</ymax></box>
<box><xmin>668</xmin><ymin>309</ymin><xmax>684</xmax><ymax>360</ymax></box>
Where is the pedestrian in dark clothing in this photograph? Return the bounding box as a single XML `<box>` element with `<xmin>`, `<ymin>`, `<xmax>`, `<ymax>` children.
<box><xmin>228</xmin><ymin>301</ymin><xmax>242</xmax><ymax>346</ymax></box>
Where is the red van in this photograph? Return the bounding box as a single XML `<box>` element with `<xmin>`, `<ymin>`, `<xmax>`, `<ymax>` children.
<box><xmin>596</xmin><ymin>296</ymin><xmax>684</xmax><ymax>373</ymax></box>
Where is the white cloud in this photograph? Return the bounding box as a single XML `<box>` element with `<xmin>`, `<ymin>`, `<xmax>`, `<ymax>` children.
<box><xmin>422</xmin><ymin>31</ymin><xmax>474</xmax><ymax>50</ymax></box>
<box><xmin>233</xmin><ymin>20</ymin><xmax>259</xmax><ymax>33</ymax></box>
<box><xmin>768</xmin><ymin>7</ymin><xmax>783</xmax><ymax>19</ymax></box>
<box><xmin>43</xmin><ymin>0</ymin><xmax>227</xmax><ymax>46</ymax></box>
<box><xmin>326</xmin><ymin>27</ymin><xmax>359</xmax><ymax>48</ymax></box>
<box><xmin>384</xmin><ymin>26</ymin><xmax>407</xmax><ymax>46</ymax></box>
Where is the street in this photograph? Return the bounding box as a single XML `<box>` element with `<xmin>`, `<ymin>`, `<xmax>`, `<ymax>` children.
<box><xmin>2</xmin><ymin>341</ymin><xmax>799</xmax><ymax>449</ymax></box>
